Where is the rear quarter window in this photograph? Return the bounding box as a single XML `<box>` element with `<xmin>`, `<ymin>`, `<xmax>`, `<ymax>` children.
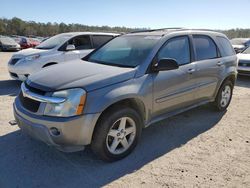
<box><xmin>216</xmin><ymin>36</ymin><xmax>235</xmax><ymax>57</ymax></box>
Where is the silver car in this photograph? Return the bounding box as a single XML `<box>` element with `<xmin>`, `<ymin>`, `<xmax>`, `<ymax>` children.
<box><xmin>8</xmin><ymin>32</ymin><xmax>118</xmax><ymax>81</ymax></box>
<box><xmin>237</xmin><ymin>46</ymin><xmax>250</xmax><ymax>76</ymax></box>
<box><xmin>14</xmin><ymin>29</ymin><xmax>237</xmax><ymax>161</ymax></box>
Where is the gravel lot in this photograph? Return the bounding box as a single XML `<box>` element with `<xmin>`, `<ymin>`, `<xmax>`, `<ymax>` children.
<box><xmin>0</xmin><ymin>52</ymin><xmax>249</xmax><ymax>188</ymax></box>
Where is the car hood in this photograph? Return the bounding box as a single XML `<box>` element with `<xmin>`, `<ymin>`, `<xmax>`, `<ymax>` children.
<box><xmin>232</xmin><ymin>44</ymin><xmax>245</xmax><ymax>49</ymax></box>
<box><xmin>27</xmin><ymin>60</ymin><xmax>136</xmax><ymax>92</ymax></box>
<box><xmin>13</xmin><ymin>48</ymin><xmax>50</xmax><ymax>57</ymax></box>
<box><xmin>237</xmin><ymin>53</ymin><xmax>250</xmax><ymax>61</ymax></box>
<box><xmin>2</xmin><ymin>42</ymin><xmax>18</xmax><ymax>46</ymax></box>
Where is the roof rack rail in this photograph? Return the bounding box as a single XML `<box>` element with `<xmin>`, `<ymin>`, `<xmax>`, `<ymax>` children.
<box><xmin>129</xmin><ymin>27</ymin><xmax>184</xmax><ymax>33</ymax></box>
<box><xmin>181</xmin><ymin>28</ymin><xmax>217</xmax><ymax>32</ymax></box>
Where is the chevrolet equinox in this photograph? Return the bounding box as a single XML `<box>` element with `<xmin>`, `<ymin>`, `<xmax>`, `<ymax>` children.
<box><xmin>14</xmin><ymin>29</ymin><xmax>238</xmax><ymax>161</ymax></box>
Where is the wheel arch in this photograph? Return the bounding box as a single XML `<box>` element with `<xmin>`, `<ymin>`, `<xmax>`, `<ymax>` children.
<box><xmin>91</xmin><ymin>97</ymin><xmax>147</xmax><ymax>142</ymax></box>
<box><xmin>215</xmin><ymin>73</ymin><xmax>237</xmax><ymax>98</ymax></box>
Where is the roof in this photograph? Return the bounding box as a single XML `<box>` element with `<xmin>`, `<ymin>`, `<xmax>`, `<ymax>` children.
<box><xmin>126</xmin><ymin>28</ymin><xmax>226</xmax><ymax>37</ymax></box>
<box><xmin>59</xmin><ymin>32</ymin><xmax>120</xmax><ymax>37</ymax></box>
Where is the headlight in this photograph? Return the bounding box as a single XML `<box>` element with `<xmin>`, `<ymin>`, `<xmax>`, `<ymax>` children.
<box><xmin>24</xmin><ymin>54</ymin><xmax>40</xmax><ymax>61</ymax></box>
<box><xmin>44</xmin><ymin>88</ymin><xmax>86</xmax><ymax>117</ymax></box>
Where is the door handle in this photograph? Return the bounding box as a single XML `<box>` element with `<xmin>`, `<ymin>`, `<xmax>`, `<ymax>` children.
<box><xmin>217</xmin><ymin>61</ymin><xmax>224</xmax><ymax>66</ymax></box>
<box><xmin>187</xmin><ymin>68</ymin><xmax>195</xmax><ymax>74</ymax></box>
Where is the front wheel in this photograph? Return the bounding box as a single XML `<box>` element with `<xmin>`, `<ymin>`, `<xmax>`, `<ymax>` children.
<box><xmin>91</xmin><ymin>107</ymin><xmax>142</xmax><ymax>162</ymax></box>
<box><xmin>214</xmin><ymin>80</ymin><xmax>233</xmax><ymax>111</ymax></box>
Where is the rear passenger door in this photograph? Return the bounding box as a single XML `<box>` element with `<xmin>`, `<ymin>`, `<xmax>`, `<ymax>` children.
<box><xmin>192</xmin><ymin>35</ymin><xmax>222</xmax><ymax>101</ymax></box>
<box><xmin>91</xmin><ymin>35</ymin><xmax>114</xmax><ymax>49</ymax></box>
<box><xmin>152</xmin><ymin>36</ymin><xmax>197</xmax><ymax>117</ymax></box>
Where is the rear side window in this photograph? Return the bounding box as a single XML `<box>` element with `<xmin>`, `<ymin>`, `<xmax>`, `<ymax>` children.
<box><xmin>69</xmin><ymin>36</ymin><xmax>92</xmax><ymax>50</ymax></box>
<box><xmin>216</xmin><ymin>36</ymin><xmax>235</xmax><ymax>57</ymax></box>
<box><xmin>92</xmin><ymin>35</ymin><xmax>114</xmax><ymax>48</ymax></box>
<box><xmin>193</xmin><ymin>35</ymin><xmax>218</xmax><ymax>61</ymax></box>
<box><xmin>158</xmin><ymin>36</ymin><xmax>190</xmax><ymax>65</ymax></box>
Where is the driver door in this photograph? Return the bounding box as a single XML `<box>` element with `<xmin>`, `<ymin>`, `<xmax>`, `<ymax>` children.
<box><xmin>64</xmin><ymin>35</ymin><xmax>92</xmax><ymax>61</ymax></box>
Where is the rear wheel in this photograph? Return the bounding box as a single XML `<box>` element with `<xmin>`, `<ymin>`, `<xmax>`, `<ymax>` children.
<box><xmin>91</xmin><ymin>107</ymin><xmax>142</xmax><ymax>162</ymax></box>
<box><xmin>214</xmin><ymin>80</ymin><xmax>233</xmax><ymax>111</ymax></box>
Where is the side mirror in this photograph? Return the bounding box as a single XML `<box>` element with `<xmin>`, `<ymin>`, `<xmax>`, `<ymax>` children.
<box><xmin>66</xmin><ymin>44</ymin><xmax>76</xmax><ymax>51</ymax></box>
<box><xmin>153</xmin><ymin>58</ymin><xmax>179</xmax><ymax>72</ymax></box>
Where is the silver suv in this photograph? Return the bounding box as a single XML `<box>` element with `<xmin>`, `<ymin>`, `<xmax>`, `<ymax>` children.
<box><xmin>14</xmin><ymin>29</ymin><xmax>237</xmax><ymax>161</ymax></box>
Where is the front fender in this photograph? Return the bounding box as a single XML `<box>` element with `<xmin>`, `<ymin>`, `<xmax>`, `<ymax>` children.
<box><xmin>84</xmin><ymin>74</ymin><xmax>153</xmax><ymax>120</ymax></box>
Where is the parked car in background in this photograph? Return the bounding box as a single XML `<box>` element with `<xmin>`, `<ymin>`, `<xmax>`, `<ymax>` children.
<box><xmin>231</xmin><ymin>38</ymin><xmax>250</xmax><ymax>53</ymax></box>
<box><xmin>8</xmin><ymin>32</ymin><xmax>118</xmax><ymax>81</ymax></box>
<box><xmin>13</xmin><ymin>29</ymin><xmax>237</xmax><ymax>161</ymax></box>
<box><xmin>0</xmin><ymin>36</ymin><xmax>21</xmax><ymax>51</ymax></box>
<box><xmin>19</xmin><ymin>37</ymin><xmax>34</xmax><ymax>49</ymax></box>
<box><xmin>29</xmin><ymin>38</ymin><xmax>41</xmax><ymax>47</ymax></box>
<box><xmin>237</xmin><ymin>46</ymin><xmax>250</xmax><ymax>76</ymax></box>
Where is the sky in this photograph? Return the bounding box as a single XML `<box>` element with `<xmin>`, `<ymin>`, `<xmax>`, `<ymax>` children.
<box><xmin>1</xmin><ymin>0</ymin><xmax>249</xmax><ymax>30</ymax></box>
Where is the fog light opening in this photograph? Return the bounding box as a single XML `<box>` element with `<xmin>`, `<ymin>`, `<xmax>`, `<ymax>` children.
<box><xmin>50</xmin><ymin>127</ymin><xmax>61</xmax><ymax>136</ymax></box>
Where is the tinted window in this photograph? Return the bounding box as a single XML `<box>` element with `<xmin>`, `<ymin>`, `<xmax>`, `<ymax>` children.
<box><xmin>88</xmin><ymin>35</ymin><xmax>160</xmax><ymax>68</ymax></box>
<box><xmin>92</xmin><ymin>35</ymin><xmax>114</xmax><ymax>48</ymax></box>
<box><xmin>69</xmin><ymin>36</ymin><xmax>92</xmax><ymax>50</ymax></box>
<box><xmin>193</xmin><ymin>35</ymin><xmax>218</xmax><ymax>61</ymax></box>
<box><xmin>217</xmin><ymin>36</ymin><xmax>235</xmax><ymax>57</ymax></box>
<box><xmin>158</xmin><ymin>36</ymin><xmax>190</xmax><ymax>65</ymax></box>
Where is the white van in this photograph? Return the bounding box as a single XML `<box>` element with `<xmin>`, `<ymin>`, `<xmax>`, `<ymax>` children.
<box><xmin>8</xmin><ymin>32</ymin><xmax>118</xmax><ymax>81</ymax></box>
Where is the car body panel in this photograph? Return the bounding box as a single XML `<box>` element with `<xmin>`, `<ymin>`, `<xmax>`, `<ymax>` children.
<box><xmin>8</xmin><ymin>32</ymin><xmax>118</xmax><ymax>81</ymax></box>
<box><xmin>237</xmin><ymin>52</ymin><xmax>250</xmax><ymax>76</ymax></box>
<box><xmin>14</xmin><ymin>29</ymin><xmax>238</xmax><ymax>152</ymax></box>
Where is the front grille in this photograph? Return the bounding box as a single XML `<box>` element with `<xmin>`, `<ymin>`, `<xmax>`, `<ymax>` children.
<box><xmin>19</xmin><ymin>83</ymin><xmax>46</xmax><ymax>113</ymax></box>
<box><xmin>9</xmin><ymin>58</ymin><xmax>21</xmax><ymax>65</ymax></box>
<box><xmin>24</xmin><ymin>82</ymin><xmax>46</xmax><ymax>95</ymax></box>
<box><xmin>10</xmin><ymin>72</ymin><xmax>18</xmax><ymax>78</ymax></box>
<box><xmin>19</xmin><ymin>92</ymin><xmax>41</xmax><ymax>113</ymax></box>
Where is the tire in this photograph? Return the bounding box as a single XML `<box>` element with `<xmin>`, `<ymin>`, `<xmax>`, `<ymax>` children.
<box><xmin>91</xmin><ymin>106</ymin><xmax>143</xmax><ymax>162</ymax></box>
<box><xmin>213</xmin><ymin>80</ymin><xmax>234</xmax><ymax>111</ymax></box>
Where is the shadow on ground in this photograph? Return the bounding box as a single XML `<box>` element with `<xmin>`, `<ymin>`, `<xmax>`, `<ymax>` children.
<box><xmin>236</xmin><ymin>75</ymin><xmax>250</xmax><ymax>88</ymax></box>
<box><xmin>0</xmin><ymin>105</ymin><xmax>225</xmax><ymax>188</ymax></box>
<box><xmin>0</xmin><ymin>80</ymin><xmax>21</xmax><ymax>96</ymax></box>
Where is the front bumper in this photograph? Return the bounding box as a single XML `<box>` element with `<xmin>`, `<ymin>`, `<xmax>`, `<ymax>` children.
<box><xmin>2</xmin><ymin>46</ymin><xmax>20</xmax><ymax>51</ymax></box>
<box><xmin>8</xmin><ymin>58</ymin><xmax>35</xmax><ymax>81</ymax></box>
<box><xmin>238</xmin><ymin>66</ymin><xmax>250</xmax><ymax>76</ymax></box>
<box><xmin>14</xmin><ymin>98</ymin><xmax>100</xmax><ymax>152</ymax></box>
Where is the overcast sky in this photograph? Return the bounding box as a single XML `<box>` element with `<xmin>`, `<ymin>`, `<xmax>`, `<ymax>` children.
<box><xmin>1</xmin><ymin>0</ymin><xmax>249</xmax><ymax>29</ymax></box>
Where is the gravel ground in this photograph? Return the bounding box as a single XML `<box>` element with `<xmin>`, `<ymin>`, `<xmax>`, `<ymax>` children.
<box><xmin>0</xmin><ymin>52</ymin><xmax>249</xmax><ymax>188</ymax></box>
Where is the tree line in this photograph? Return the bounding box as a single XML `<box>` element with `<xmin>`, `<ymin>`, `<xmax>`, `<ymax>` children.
<box><xmin>0</xmin><ymin>17</ymin><xmax>250</xmax><ymax>39</ymax></box>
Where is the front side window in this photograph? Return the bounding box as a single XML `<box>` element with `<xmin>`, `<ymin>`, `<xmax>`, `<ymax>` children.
<box><xmin>157</xmin><ymin>36</ymin><xmax>190</xmax><ymax>65</ymax></box>
<box><xmin>193</xmin><ymin>35</ymin><xmax>218</xmax><ymax>61</ymax></box>
<box><xmin>69</xmin><ymin>36</ymin><xmax>92</xmax><ymax>50</ymax></box>
<box><xmin>87</xmin><ymin>35</ymin><xmax>160</xmax><ymax>67</ymax></box>
<box><xmin>216</xmin><ymin>36</ymin><xmax>235</xmax><ymax>57</ymax></box>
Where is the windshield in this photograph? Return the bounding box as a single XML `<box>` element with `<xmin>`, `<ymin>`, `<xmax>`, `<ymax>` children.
<box><xmin>0</xmin><ymin>37</ymin><xmax>16</xmax><ymax>45</ymax></box>
<box><xmin>242</xmin><ymin>46</ymin><xmax>250</xmax><ymax>54</ymax></box>
<box><xmin>87</xmin><ymin>35</ymin><xmax>160</xmax><ymax>68</ymax></box>
<box><xmin>36</xmin><ymin>34</ymin><xmax>72</xmax><ymax>49</ymax></box>
<box><xmin>231</xmin><ymin>38</ymin><xmax>249</xmax><ymax>45</ymax></box>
